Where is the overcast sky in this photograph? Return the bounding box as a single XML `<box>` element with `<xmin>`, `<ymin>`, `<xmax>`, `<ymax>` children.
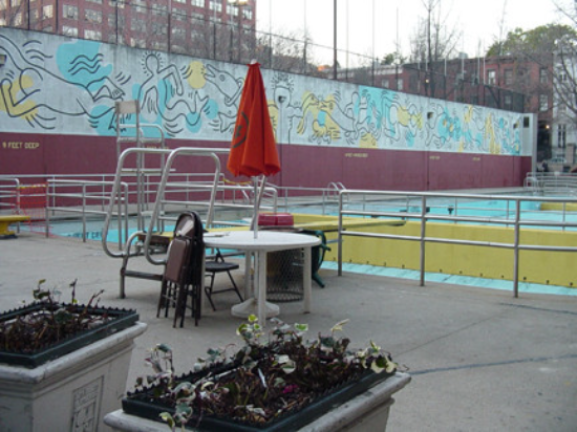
<box><xmin>256</xmin><ymin>0</ymin><xmax>569</xmax><ymax>63</ymax></box>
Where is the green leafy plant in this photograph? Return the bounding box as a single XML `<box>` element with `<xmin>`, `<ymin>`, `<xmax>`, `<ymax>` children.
<box><xmin>131</xmin><ymin>315</ymin><xmax>398</xmax><ymax>431</ymax></box>
<box><xmin>0</xmin><ymin>279</ymin><xmax>107</xmax><ymax>353</ymax></box>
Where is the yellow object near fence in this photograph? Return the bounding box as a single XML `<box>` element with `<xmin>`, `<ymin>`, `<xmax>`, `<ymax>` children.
<box><xmin>0</xmin><ymin>215</ymin><xmax>31</xmax><ymax>238</ymax></box>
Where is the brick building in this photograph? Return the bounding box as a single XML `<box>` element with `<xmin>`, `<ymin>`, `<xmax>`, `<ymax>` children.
<box><xmin>0</xmin><ymin>0</ymin><xmax>256</xmax><ymax>59</ymax></box>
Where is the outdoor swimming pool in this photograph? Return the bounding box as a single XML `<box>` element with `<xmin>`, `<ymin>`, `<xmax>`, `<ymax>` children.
<box><xmin>36</xmin><ymin>195</ymin><xmax>577</xmax><ymax>243</ymax></box>
<box><xmin>20</xmin><ymin>194</ymin><xmax>575</xmax><ymax>296</ymax></box>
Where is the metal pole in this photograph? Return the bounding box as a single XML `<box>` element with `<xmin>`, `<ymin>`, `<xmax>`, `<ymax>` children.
<box><xmin>168</xmin><ymin>0</ymin><xmax>172</xmax><ymax>53</ymax></box>
<box><xmin>55</xmin><ymin>0</ymin><xmax>59</xmax><ymax>34</ymax></box>
<box><xmin>372</xmin><ymin>0</ymin><xmax>375</xmax><ymax>86</ymax></box>
<box><xmin>419</xmin><ymin>196</ymin><xmax>427</xmax><ymax>286</ymax></box>
<box><xmin>333</xmin><ymin>0</ymin><xmax>337</xmax><ymax>80</ymax></box>
<box><xmin>213</xmin><ymin>1</ymin><xmax>217</xmax><ymax>59</ymax></box>
<box><xmin>513</xmin><ymin>200</ymin><xmax>521</xmax><ymax>298</ymax></box>
<box><xmin>337</xmin><ymin>191</ymin><xmax>343</xmax><ymax>276</ymax></box>
<box><xmin>115</xmin><ymin>0</ymin><xmax>119</xmax><ymax>44</ymax></box>
<box><xmin>269</xmin><ymin>0</ymin><xmax>273</xmax><ymax>67</ymax></box>
<box><xmin>303</xmin><ymin>0</ymin><xmax>307</xmax><ymax>74</ymax></box>
<box><xmin>237</xmin><ymin>5</ymin><xmax>241</xmax><ymax>63</ymax></box>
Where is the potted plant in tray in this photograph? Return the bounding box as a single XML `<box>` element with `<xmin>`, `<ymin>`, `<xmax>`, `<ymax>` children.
<box><xmin>105</xmin><ymin>315</ymin><xmax>410</xmax><ymax>431</ymax></box>
<box><xmin>0</xmin><ymin>279</ymin><xmax>147</xmax><ymax>432</ymax></box>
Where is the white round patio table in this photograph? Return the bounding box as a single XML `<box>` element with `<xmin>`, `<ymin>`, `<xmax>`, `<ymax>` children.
<box><xmin>203</xmin><ymin>230</ymin><xmax>321</xmax><ymax>326</ymax></box>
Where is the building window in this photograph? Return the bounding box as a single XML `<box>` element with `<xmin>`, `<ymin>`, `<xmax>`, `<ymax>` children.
<box><xmin>85</xmin><ymin>29</ymin><xmax>102</xmax><ymax>40</ymax></box>
<box><xmin>131</xmin><ymin>18</ymin><xmax>145</xmax><ymax>31</ymax></box>
<box><xmin>13</xmin><ymin>11</ymin><xmax>22</xmax><ymax>25</ymax></box>
<box><xmin>10</xmin><ymin>0</ymin><xmax>20</xmax><ymax>6</ymax></box>
<box><xmin>487</xmin><ymin>69</ymin><xmax>496</xmax><ymax>85</ymax></box>
<box><xmin>539</xmin><ymin>94</ymin><xmax>549</xmax><ymax>112</ymax></box>
<box><xmin>381</xmin><ymin>79</ymin><xmax>389</xmax><ymax>88</ymax></box>
<box><xmin>64</xmin><ymin>5</ymin><xmax>78</xmax><ymax>20</ymax></box>
<box><xmin>540</xmin><ymin>67</ymin><xmax>548</xmax><ymax>84</ymax></box>
<box><xmin>193</xmin><ymin>0</ymin><xmax>204</xmax><ymax>6</ymax></box>
<box><xmin>504</xmin><ymin>69</ymin><xmax>513</xmax><ymax>86</ymax></box>
<box><xmin>396</xmin><ymin>78</ymin><xmax>403</xmax><ymax>91</ymax></box>
<box><xmin>86</xmin><ymin>0</ymin><xmax>102</xmax><ymax>4</ymax></box>
<box><xmin>85</xmin><ymin>9</ymin><xmax>102</xmax><ymax>23</ymax></box>
<box><xmin>63</xmin><ymin>25</ymin><xmax>78</xmax><ymax>37</ymax></box>
<box><xmin>130</xmin><ymin>37</ymin><xmax>147</xmax><ymax>48</ymax></box>
<box><xmin>108</xmin><ymin>0</ymin><xmax>126</xmax><ymax>8</ymax></box>
<box><xmin>152</xmin><ymin>21</ymin><xmax>167</xmax><ymax>35</ymax></box>
<box><xmin>134</xmin><ymin>4</ymin><xmax>147</xmax><ymax>14</ymax></box>
<box><xmin>108</xmin><ymin>14</ymin><xmax>125</xmax><ymax>27</ymax></box>
<box><xmin>558</xmin><ymin>124</ymin><xmax>567</xmax><ymax>148</ymax></box>
<box><xmin>242</xmin><ymin>7</ymin><xmax>253</xmax><ymax>20</ymax></box>
<box><xmin>0</xmin><ymin>0</ymin><xmax>6</xmax><ymax>10</ymax></box>
<box><xmin>173</xmin><ymin>26</ymin><xmax>186</xmax><ymax>39</ymax></box>
<box><xmin>227</xmin><ymin>4</ymin><xmax>238</xmax><ymax>16</ymax></box>
<box><xmin>42</xmin><ymin>5</ymin><xmax>53</xmax><ymax>19</ymax></box>
<box><xmin>174</xmin><ymin>0</ymin><xmax>186</xmax><ymax>3</ymax></box>
<box><xmin>505</xmin><ymin>95</ymin><xmax>512</xmax><ymax>107</ymax></box>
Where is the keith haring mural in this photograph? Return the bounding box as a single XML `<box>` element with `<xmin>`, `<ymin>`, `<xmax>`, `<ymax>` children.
<box><xmin>1</xmin><ymin>28</ymin><xmax>528</xmax><ymax>156</ymax></box>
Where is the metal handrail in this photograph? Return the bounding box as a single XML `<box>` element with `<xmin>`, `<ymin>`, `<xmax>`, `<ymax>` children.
<box><xmin>524</xmin><ymin>172</ymin><xmax>577</xmax><ymax>196</ymax></box>
<box><xmin>46</xmin><ymin>179</ymin><xmax>130</xmax><ymax>246</ymax></box>
<box><xmin>102</xmin><ymin>147</ymin><xmax>175</xmax><ymax>258</ymax></box>
<box><xmin>142</xmin><ymin>147</ymin><xmax>229</xmax><ymax>264</ymax></box>
<box><xmin>337</xmin><ymin>190</ymin><xmax>577</xmax><ymax>298</ymax></box>
<box><xmin>0</xmin><ymin>177</ymin><xmax>21</xmax><ymax>214</ymax></box>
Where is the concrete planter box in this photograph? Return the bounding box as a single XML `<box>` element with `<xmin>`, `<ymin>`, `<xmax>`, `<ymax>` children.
<box><xmin>104</xmin><ymin>372</ymin><xmax>411</xmax><ymax>432</ymax></box>
<box><xmin>0</xmin><ymin>322</ymin><xmax>147</xmax><ymax>432</ymax></box>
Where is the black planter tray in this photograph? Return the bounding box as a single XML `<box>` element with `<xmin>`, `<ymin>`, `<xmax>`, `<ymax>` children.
<box><xmin>0</xmin><ymin>303</ymin><xmax>139</xmax><ymax>368</ymax></box>
<box><xmin>122</xmin><ymin>368</ymin><xmax>393</xmax><ymax>432</ymax></box>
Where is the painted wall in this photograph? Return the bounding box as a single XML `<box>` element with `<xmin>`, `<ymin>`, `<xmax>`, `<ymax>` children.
<box><xmin>1</xmin><ymin>28</ymin><xmax>534</xmax><ymax>190</ymax></box>
<box><xmin>297</xmin><ymin>215</ymin><xmax>575</xmax><ymax>288</ymax></box>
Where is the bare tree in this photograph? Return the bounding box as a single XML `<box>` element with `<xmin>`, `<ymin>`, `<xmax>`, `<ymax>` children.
<box><xmin>409</xmin><ymin>0</ymin><xmax>461</xmax><ymax>95</ymax></box>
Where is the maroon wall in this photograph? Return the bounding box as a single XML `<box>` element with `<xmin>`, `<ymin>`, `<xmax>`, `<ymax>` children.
<box><xmin>1</xmin><ymin>133</ymin><xmax>531</xmax><ymax>191</ymax></box>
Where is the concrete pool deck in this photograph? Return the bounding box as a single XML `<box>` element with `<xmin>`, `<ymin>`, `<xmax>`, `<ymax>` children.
<box><xmin>1</xmin><ymin>232</ymin><xmax>576</xmax><ymax>431</ymax></box>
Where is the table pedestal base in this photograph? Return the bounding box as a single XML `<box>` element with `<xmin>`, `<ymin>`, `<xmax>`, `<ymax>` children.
<box><xmin>231</xmin><ymin>298</ymin><xmax>280</xmax><ymax>319</ymax></box>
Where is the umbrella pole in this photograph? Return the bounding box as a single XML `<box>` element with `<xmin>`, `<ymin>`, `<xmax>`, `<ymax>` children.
<box><xmin>251</xmin><ymin>175</ymin><xmax>267</xmax><ymax>238</ymax></box>
<box><xmin>253</xmin><ymin>176</ymin><xmax>259</xmax><ymax>238</ymax></box>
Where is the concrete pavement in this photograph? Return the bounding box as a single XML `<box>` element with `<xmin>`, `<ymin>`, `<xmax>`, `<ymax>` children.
<box><xmin>1</xmin><ymin>233</ymin><xmax>576</xmax><ymax>431</ymax></box>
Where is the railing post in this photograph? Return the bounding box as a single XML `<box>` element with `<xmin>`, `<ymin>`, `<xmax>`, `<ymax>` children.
<box><xmin>45</xmin><ymin>180</ymin><xmax>50</xmax><ymax>238</ymax></box>
<box><xmin>513</xmin><ymin>199</ymin><xmax>521</xmax><ymax>298</ymax></box>
<box><xmin>337</xmin><ymin>191</ymin><xmax>344</xmax><ymax>276</ymax></box>
<box><xmin>419</xmin><ymin>195</ymin><xmax>426</xmax><ymax>287</ymax></box>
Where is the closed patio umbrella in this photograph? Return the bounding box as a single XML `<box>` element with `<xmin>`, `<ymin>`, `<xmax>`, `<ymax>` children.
<box><xmin>227</xmin><ymin>62</ymin><xmax>281</xmax><ymax>320</ymax></box>
<box><xmin>227</xmin><ymin>62</ymin><xmax>280</xmax><ymax>238</ymax></box>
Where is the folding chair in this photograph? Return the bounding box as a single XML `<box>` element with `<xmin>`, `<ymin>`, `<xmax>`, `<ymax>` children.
<box><xmin>204</xmin><ymin>249</ymin><xmax>243</xmax><ymax>311</ymax></box>
<box><xmin>157</xmin><ymin>212</ymin><xmax>204</xmax><ymax>327</ymax></box>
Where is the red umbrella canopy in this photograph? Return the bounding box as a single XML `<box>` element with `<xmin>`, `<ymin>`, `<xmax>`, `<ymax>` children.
<box><xmin>227</xmin><ymin>63</ymin><xmax>281</xmax><ymax>178</ymax></box>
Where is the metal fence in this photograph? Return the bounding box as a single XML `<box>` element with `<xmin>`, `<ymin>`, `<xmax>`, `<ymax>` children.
<box><xmin>336</xmin><ymin>189</ymin><xmax>577</xmax><ymax>297</ymax></box>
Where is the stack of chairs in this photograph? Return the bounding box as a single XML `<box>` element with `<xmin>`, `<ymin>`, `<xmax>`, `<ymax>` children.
<box><xmin>157</xmin><ymin>212</ymin><xmax>204</xmax><ymax>327</ymax></box>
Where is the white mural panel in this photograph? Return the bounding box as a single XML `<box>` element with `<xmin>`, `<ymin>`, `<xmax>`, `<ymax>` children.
<box><xmin>1</xmin><ymin>28</ymin><xmax>530</xmax><ymax>156</ymax></box>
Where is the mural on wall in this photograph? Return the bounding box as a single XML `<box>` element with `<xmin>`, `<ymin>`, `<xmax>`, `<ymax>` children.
<box><xmin>1</xmin><ymin>28</ymin><xmax>527</xmax><ymax>156</ymax></box>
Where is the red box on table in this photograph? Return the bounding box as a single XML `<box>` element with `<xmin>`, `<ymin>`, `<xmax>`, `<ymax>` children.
<box><xmin>257</xmin><ymin>213</ymin><xmax>294</xmax><ymax>227</ymax></box>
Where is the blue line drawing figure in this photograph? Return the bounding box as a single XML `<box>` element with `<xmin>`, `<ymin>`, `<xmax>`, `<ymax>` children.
<box><xmin>137</xmin><ymin>52</ymin><xmax>184</xmax><ymax>121</ymax></box>
<box><xmin>0</xmin><ymin>35</ymin><xmax>124</xmax><ymax>130</ymax></box>
<box><xmin>203</xmin><ymin>63</ymin><xmax>243</xmax><ymax>133</ymax></box>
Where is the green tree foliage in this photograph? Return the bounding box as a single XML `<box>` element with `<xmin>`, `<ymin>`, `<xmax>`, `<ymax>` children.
<box><xmin>486</xmin><ymin>24</ymin><xmax>577</xmax><ymax>57</ymax></box>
